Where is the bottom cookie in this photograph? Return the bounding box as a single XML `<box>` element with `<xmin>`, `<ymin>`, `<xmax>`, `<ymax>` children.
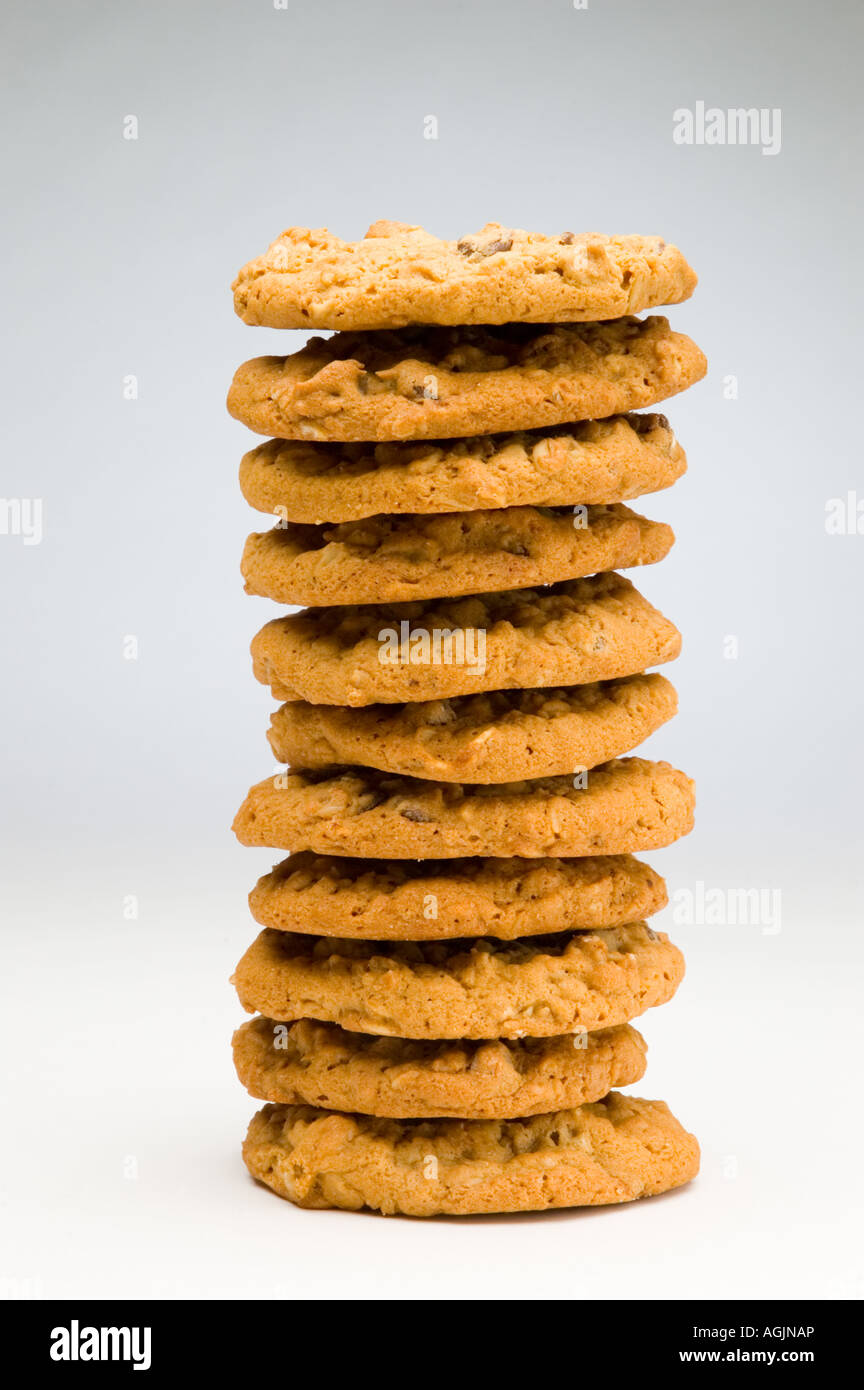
<box><xmin>242</xmin><ymin>1093</ymin><xmax>699</xmax><ymax>1216</ymax></box>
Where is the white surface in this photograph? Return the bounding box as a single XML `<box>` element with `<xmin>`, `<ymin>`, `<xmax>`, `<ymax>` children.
<box><xmin>2</xmin><ymin>851</ymin><xmax>861</xmax><ymax>1302</ymax></box>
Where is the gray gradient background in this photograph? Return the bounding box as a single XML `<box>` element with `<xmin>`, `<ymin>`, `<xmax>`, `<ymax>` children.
<box><xmin>1</xmin><ymin>0</ymin><xmax>862</xmax><ymax>1300</ymax></box>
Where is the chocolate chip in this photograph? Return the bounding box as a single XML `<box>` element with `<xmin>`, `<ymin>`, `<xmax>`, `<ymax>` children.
<box><xmin>457</xmin><ymin>234</ymin><xmax>513</xmax><ymax>258</ymax></box>
<box><xmin>631</xmin><ymin>412</ymin><xmax>669</xmax><ymax>434</ymax></box>
<box><xmin>481</xmin><ymin>236</ymin><xmax>513</xmax><ymax>255</ymax></box>
<box><xmin>399</xmin><ymin>806</ymin><xmax>435</xmax><ymax>823</ymax></box>
<box><xmin>559</xmin><ymin>232</ymin><xmax>576</xmax><ymax>244</ymax></box>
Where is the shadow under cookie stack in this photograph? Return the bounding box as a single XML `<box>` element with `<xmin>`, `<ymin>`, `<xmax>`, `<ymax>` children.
<box><xmin>227</xmin><ymin>221</ymin><xmax>706</xmax><ymax>1217</ymax></box>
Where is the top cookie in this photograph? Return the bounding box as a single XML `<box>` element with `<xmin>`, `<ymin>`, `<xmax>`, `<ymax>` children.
<box><xmin>232</xmin><ymin>223</ymin><xmax>697</xmax><ymax>330</ymax></box>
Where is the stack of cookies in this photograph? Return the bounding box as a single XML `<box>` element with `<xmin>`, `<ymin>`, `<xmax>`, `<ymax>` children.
<box><xmin>227</xmin><ymin>222</ymin><xmax>706</xmax><ymax>1217</ymax></box>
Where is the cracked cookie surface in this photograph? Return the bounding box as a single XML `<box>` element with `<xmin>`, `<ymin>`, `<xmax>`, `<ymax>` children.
<box><xmin>232</xmin><ymin>222</ymin><xmax>697</xmax><ymax>330</ymax></box>
<box><xmin>242</xmin><ymin>1092</ymin><xmax>700</xmax><ymax>1215</ymax></box>
<box><xmin>249</xmin><ymin>852</ymin><xmax>668</xmax><ymax>941</ymax></box>
<box><xmin>232</xmin><ymin>921</ymin><xmax>684</xmax><ymax>1039</ymax></box>
<box><xmin>251</xmin><ymin>572</ymin><xmax>681</xmax><ymax>706</ymax></box>
<box><xmin>239</xmin><ymin>414</ymin><xmax>687</xmax><ymax>523</ymax></box>
<box><xmin>233</xmin><ymin>1016</ymin><xmax>647</xmax><ymax>1119</ymax></box>
<box><xmin>227</xmin><ymin>317</ymin><xmax>707</xmax><ymax>442</ymax></box>
<box><xmin>241</xmin><ymin>503</ymin><xmax>673</xmax><ymax>606</ymax></box>
<box><xmin>268</xmin><ymin>674</ymin><xmax>677</xmax><ymax>783</ymax></box>
<box><xmin>232</xmin><ymin>757</ymin><xmax>695</xmax><ymax>859</ymax></box>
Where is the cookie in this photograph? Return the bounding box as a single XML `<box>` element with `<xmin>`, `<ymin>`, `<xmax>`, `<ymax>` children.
<box><xmin>250</xmin><ymin>572</ymin><xmax>681</xmax><ymax>706</ymax></box>
<box><xmin>226</xmin><ymin>318</ymin><xmax>707</xmax><ymax>442</ymax></box>
<box><xmin>232</xmin><ymin>921</ymin><xmax>684</xmax><ymax>1039</ymax></box>
<box><xmin>239</xmin><ymin>414</ymin><xmax>687</xmax><ymax>524</ymax></box>
<box><xmin>242</xmin><ymin>1093</ymin><xmax>699</xmax><ymax>1215</ymax></box>
<box><xmin>249</xmin><ymin>852</ymin><xmax>668</xmax><ymax>941</ymax></box>
<box><xmin>233</xmin><ymin>1016</ymin><xmax>648</xmax><ymax>1119</ymax></box>
<box><xmin>232</xmin><ymin>757</ymin><xmax>695</xmax><ymax>860</ymax></box>
<box><xmin>233</xmin><ymin>222</ymin><xmax>697</xmax><ymax>330</ymax></box>
<box><xmin>267</xmin><ymin>675</ymin><xmax>678</xmax><ymax>784</ymax></box>
<box><xmin>241</xmin><ymin>504</ymin><xmax>673</xmax><ymax>607</ymax></box>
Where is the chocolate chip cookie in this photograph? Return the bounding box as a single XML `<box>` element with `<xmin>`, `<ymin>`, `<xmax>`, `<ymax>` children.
<box><xmin>232</xmin><ymin>222</ymin><xmax>697</xmax><ymax>330</ymax></box>
<box><xmin>233</xmin><ymin>1016</ymin><xmax>648</xmax><ymax>1119</ymax></box>
<box><xmin>241</xmin><ymin>503</ymin><xmax>673</xmax><ymax>607</ymax></box>
<box><xmin>248</xmin><ymin>851</ymin><xmax>668</xmax><ymax>941</ymax></box>
<box><xmin>266</xmin><ymin>675</ymin><xmax>678</xmax><ymax>783</ymax></box>
<box><xmin>250</xmin><ymin>572</ymin><xmax>681</xmax><ymax>706</ymax></box>
<box><xmin>242</xmin><ymin>1093</ymin><xmax>700</xmax><ymax>1214</ymax></box>
<box><xmin>232</xmin><ymin>921</ymin><xmax>685</xmax><ymax>1039</ymax></box>
<box><xmin>238</xmin><ymin>414</ymin><xmax>687</xmax><ymax>523</ymax></box>
<box><xmin>227</xmin><ymin>318</ymin><xmax>707</xmax><ymax>442</ymax></box>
